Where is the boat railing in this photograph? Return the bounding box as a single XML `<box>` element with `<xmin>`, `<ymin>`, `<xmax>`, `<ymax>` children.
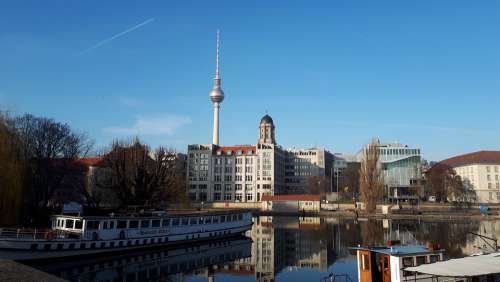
<box><xmin>0</xmin><ymin>228</ymin><xmax>72</xmax><ymax>240</ymax></box>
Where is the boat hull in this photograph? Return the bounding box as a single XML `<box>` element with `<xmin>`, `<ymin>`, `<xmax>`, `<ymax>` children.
<box><xmin>0</xmin><ymin>223</ymin><xmax>252</xmax><ymax>261</ymax></box>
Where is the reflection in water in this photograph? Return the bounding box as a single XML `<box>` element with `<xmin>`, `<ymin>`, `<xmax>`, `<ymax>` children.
<box><xmin>25</xmin><ymin>217</ymin><xmax>499</xmax><ymax>282</ymax></box>
<box><xmin>27</xmin><ymin>237</ymin><xmax>253</xmax><ymax>281</ymax></box>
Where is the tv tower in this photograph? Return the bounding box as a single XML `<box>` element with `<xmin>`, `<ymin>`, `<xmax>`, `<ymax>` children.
<box><xmin>209</xmin><ymin>29</ymin><xmax>224</xmax><ymax>146</ymax></box>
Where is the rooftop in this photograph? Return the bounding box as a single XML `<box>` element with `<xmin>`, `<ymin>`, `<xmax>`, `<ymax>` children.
<box><xmin>351</xmin><ymin>245</ymin><xmax>442</xmax><ymax>257</ymax></box>
<box><xmin>440</xmin><ymin>151</ymin><xmax>500</xmax><ymax>167</ymax></box>
<box><xmin>406</xmin><ymin>252</ymin><xmax>500</xmax><ymax>277</ymax></box>
<box><xmin>215</xmin><ymin>145</ymin><xmax>256</xmax><ymax>156</ymax></box>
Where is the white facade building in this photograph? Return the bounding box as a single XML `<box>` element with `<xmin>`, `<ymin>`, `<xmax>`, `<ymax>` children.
<box><xmin>187</xmin><ymin>115</ymin><xmax>333</xmax><ymax>202</ymax></box>
<box><xmin>441</xmin><ymin>151</ymin><xmax>500</xmax><ymax>203</ymax></box>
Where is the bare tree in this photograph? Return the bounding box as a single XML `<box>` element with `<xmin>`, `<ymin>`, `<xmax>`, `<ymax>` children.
<box><xmin>5</xmin><ymin>113</ymin><xmax>94</xmax><ymax>223</ymax></box>
<box><xmin>359</xmin><ymin>139</ymin><xmax>384</xmax><ymax>213</ymax></box>
<box><xmin>338</xmin><ymin>163</ymin><xmax>360</xmax><ymax>200</ymax></box>
<box><xmin>307</xmin><ymin>175</ymin><xmax>330</xmax><ymax>194</ymax></box>
<box><xmin>424</xmin><ymin>163</ymin><xmax>474</xmax><ymax>203</ymax></box>
<box><xmin>97</xmin><ymin>139</ymin><xmax>187</xmax><ymax>207</ymax></box>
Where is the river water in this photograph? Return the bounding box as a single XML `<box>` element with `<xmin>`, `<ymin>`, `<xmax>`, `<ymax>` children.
<box><xmin>25</xmin><ymin>216</ymin><xmax>500</xmax><ymax>282</ymax></box>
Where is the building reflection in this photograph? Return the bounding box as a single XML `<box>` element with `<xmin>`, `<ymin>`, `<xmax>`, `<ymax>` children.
<box><xmin>25</xmin><ymin>217</ymin><xmax>497</xmax><ymax>282</ymax></box>
<box><xmin>251</xmin><ymin>216</ymin><xmax>341</xmax><ymax>282</ymax></box>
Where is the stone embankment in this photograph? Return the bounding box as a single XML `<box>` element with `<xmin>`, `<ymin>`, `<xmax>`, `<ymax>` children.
<box><xmin>0</xmin><ymin>259</ymin><xmax>67</xmax><ymax>281</ymax></box>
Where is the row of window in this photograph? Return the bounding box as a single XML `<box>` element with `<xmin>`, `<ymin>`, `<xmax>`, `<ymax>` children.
<box><xmin>190</xmin><ymin>183</ymin><xmax>272</xmax><ymax>191</ymax></box>
<box><xmin>84</xmin><ymin>214</ymin><xmax>244</xmax><ymax>230</ymax></box>
<box><xmin>214</xmin><ymin>193</ymin><xmax>254</xmax><ymax>201</ymax></box>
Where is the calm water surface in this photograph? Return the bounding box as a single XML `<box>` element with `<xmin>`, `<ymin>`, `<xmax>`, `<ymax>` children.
<box><xmin>26</xmin><ymin>216</ymin><xmax>500</xmax><ymax>282</ymax></box>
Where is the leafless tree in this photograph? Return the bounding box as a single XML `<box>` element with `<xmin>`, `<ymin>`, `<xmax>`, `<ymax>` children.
<box><xmin>307</xmin><ymin>175</ymin><xmax>330</xmax><ymax>194</ymax></box>
<box><xmin>359</xmin><ymin>139</ymin><xmax>384</xmax><ymax>213</ymax></box>
<box><xmin>97</xmin><ymin>139</ymin><xmax>187</xmax><ymax>208</ymax></box>
<box><xmin>424</xmin><ymin>163</ymin><xmax>475</xmax><ymax>205</ymax></box>
<box><xmin>338</xmin><ymin>163</ymin><xmax>360</xmax><ymax>200</ymax></box>
<box><xmin>4</xmin><ymin>113</ymin><xmax>94</xmax><ymax>223</ymax></box>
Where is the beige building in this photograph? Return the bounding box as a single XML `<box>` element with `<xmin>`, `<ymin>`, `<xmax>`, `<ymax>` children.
<box><xmin>187</xmin><ymin>114</ymin><xmax>333</xmax><ymax>202</ymax></box>
<box><xmin>441</xmin><ymin>151</ymin><xmax>500</xmax><ymax>204</ymax></box>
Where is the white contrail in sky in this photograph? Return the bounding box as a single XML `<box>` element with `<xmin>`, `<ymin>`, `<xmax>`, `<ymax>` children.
<box><xmin>79</xmin><ymin>18</ymin><xmax>155</xmax><ymax>55</ymax></box>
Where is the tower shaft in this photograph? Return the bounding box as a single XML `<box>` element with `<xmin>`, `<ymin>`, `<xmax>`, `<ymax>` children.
<box><xmin>212</xmin><ymin>102</ymin><xmax>220</xmax><ymax>145</ymax></box>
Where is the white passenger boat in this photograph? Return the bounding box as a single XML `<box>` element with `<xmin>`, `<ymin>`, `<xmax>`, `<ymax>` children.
<box><xmin>0</xmin><ymin>210</ymin><xmax>252</xmax><ymax>260</ymax></box>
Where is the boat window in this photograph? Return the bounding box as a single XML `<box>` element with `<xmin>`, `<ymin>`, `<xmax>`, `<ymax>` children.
<box><xmin>205</xmin><ymin>217</ymin><xmax>212</xmax><ymax>224</ymax></box>
<box><xmin>402</xmin><ymin>257</ymin><xmax>414</xmax><ymax>267</ymax></box>
<box><xmin>220</xmin><ymin>216</ymin><xmax>226</xmax><ymax>223</ymax></box>
<box><xmin>416</xmin><ymin>256</ymin><xmax>426</xmax><ymax>265</ymax></box>
<box><xmin>141</xmin><ymin>220</ymin><xmax>150</xmax><ymax>228</ymax></box>
<box><xmin>162</xmin><ymin>219</ymin><xmax>170</xmax><ymax>227</ymax></box>
<box><xmin>65</xmin><ymin>219</ymin><xmax>74</xmax><ymax>229</ymax></box>
<box><xmin>189</xmin><ymin>218</ymin><xmax>197</xmax><ymax>225</ymax></box>
<box><xmin>117</xmin><ymin>220</ymin><xmax>127</xmax><ymax>229</ymax></box>
<box><xmin>213</xmin><ymin>217</ymin><xmax>219</xmax><ymax>224</ymax></box>
<box><xmin>75</xmin><ymin>220</ymin><xmax>82</xmax><ymax>229</ymax></box>
<box><xmin>86</xmin><ymin>221</ymin><xmax>99</xmax><ymax>230</ymax></box>
<box><xmin>172</xmin><ymin>219</ymin><xmax>179</xmax><ymax>226</ymax></box>
<box><xmin>430</xmin><ymin>255</ymin><xmax>440</xmax><ymax>263</ymax></box>
<box><xmin>129</xmin><ymin>220</ymin><xmax>139</xmax><ymax>228</ymax></box>
<box><xmin>103</xmin><ymin>221</ymin><xmax>108</xmax><ymax>229</ymax></box>
<box><xmin>232</xmin><ymin>214</ymin><xmax>238</xmax><ymax>221</ymax></box>
<box><xmin>361</xmin><ymin>254</ymin><xmax>370</xmax><ymax>270</ymax></box>
<box><xmin>109</xmin><ymin>221</ymin><xmax>115</xmax><ymax>229</ymax></box>
<box><xmin>152</xmin><ymin>220</ymin><xmax>160</xmax><ymax>227</ymax></box>
<box><xmin>238</xmin><ymin>214</ymin><xmax>243</xmax><ymax>220</ymax></box>
<box><xmin>198</xmin><ymin>217</ymin><xmax>204</xmax><ymax>224</ymax></box>
<box><xmin>182</xmin><ymin>218</ymin><xmax>189</xmax><ymax>225</ymax></box>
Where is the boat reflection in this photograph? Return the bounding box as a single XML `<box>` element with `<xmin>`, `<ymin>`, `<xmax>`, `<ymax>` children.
<box><xmin>27</xmin><ymin>236</ymin><xmax>252</xmax><ymax>282</ymax></box>
<box><xmin>23</xmin><ymin>217</ymin><xmax>499</xmax><ymax>282</ymax></box>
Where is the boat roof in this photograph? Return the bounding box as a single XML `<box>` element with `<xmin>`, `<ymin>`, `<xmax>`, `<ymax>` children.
<box><xmin>405</xmin><ymin>252</ymin><xmax>500</xmax><ymax>277</ymax></box>
<box><xmin>350</xmin><ymin>245</ymin><xmax>443</xmax><ymax>257</ymax></box>
<box><xmin>52</xmin><ymin>209</ymin><xmax>250</xmax><ymax>220</ymax></box>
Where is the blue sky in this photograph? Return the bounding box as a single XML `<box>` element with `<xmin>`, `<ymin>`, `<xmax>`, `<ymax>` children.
<box><xmin>1</xmin><ymin>1</ymin><xmax>499</xmax><ymax>161</ymax></box>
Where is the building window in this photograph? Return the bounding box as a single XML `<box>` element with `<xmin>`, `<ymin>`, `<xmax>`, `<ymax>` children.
<box><xmin>224</xmin><ymin>194</ymin><xmax>232</xmax><ymax>201</ymax></box>
<box><xmin>214</xmin><ymin>193</ymin><xmax>221</xmax><ymax>201</ymax></box>
<box><xmin>224</xmin><ymin>184</ymin><xmax>232</xmax><ymax>191</ymax></box>
<box><xmin>199</xmin><ymin>184</ymin><xmax>207</xmax><ymax>190</ymax></box>
<box><xmin>497</xmin><ymin>183</ymin><xmax>499</xmax><ymax>189</ymax></box>
<box><xmin>246</xmin><ymin>194</ymin><xmax>253</xmax><ymax>201</ymax></box>
<box><xmin>487</xmin><ymin>166</ymin><xmax>491</xmax><ymax>173</ymax></box>
<box><xmin>214</xmin><ymin>184</ymin><xmax>221</xmax><ymax>191</ymax></box>
<box><xmin>235</xmin><ymin>193</ymin><xmax>242</xmax><ymax>201</ymax></box>
<box><xmin>245</xmin><ymin>184</ymin><xmax>253</xmax><ymax>190</ymax></box>
<box><xmin>488</xmin><ymin>183</ymin><xmax>493</xmax><ymax>189</ymax></box>
<box><xmin>224</xmin><ymin>175</ymin><xmax>232</xmax><ymax>181</ymax></box>
<box><xmin>487</xmin><ymin>175</ymin><xmax>491</xmax><ymax>181</ymax></box>
<box><xmin>245</xmin><ymin>175</ymin><xmax>253</xmax><ymax>181</ymax></box>
<box><xmin>235</xmin><ymin>184</ymin><xmax>242</xmax><ymax>190</ymax></box>
<box><xmin>214</xmin><ymin>175</ymin><xmax>221</xmax><ymax>182</ymax></box>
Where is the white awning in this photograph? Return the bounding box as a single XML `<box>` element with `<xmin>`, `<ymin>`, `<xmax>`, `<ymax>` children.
<box><xmin>406</xmin><ymin>253</ymin><xmax>500</xmax><ymax>277</ymax></box>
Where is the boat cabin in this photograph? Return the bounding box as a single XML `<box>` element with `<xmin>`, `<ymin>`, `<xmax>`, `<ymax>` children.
<box><xmin>352</xmin><ymin>241</ymin><xmax>445</xmax><ymax>282</ymax></box>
